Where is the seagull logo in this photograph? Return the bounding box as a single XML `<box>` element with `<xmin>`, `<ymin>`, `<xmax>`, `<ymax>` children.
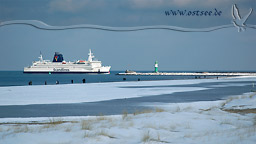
<box><xmin>232</xmin><ymin>4</ymin><xmax>253</xmax><ymax>32</ymax></box>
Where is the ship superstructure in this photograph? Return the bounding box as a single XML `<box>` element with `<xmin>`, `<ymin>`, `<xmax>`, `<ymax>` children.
<box><xmin>24</xmin><ymin>49</ymin><xmax>111</xmax><ymax>73</ymax></box>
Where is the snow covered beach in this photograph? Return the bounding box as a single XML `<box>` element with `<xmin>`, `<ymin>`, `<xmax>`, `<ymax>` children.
<box><xmin>0</xmin><ymin>77</ymin><xmax>256</xmax><ymax>143</ymax></box>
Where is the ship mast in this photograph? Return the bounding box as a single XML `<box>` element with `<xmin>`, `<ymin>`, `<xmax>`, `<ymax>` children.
<box><xmin>38</xmin><ymin>51</ymin><xmax>43</xmax><ymax>62</ymax></box>
<box><xmin>88</xmin><ymin>49</ymin><xmax>94</xmax><ymax>62</ymax></box>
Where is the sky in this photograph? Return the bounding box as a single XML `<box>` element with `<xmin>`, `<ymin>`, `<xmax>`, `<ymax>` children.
<box><xmin>1</xmin><ymin>0</ymin><xmax>256</xmax><ymax>27</ymax></box>
<box><xmin>0</xmin><ymin>0</ymin><xmax>256</xmax><ymax>71</ymax></box>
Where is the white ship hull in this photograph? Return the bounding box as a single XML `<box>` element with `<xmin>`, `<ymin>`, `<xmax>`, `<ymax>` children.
<box><xmin>24</xmin><ymin>50</ymin><xmax>111</xmax><ymax>74</ymax></box>
<box><xmin>24</xmin><ymin>66</ymin><xmax>111</xmax><ymax>73</ymax></box>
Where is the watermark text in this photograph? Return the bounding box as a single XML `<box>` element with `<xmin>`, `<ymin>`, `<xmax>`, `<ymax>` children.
<box><xmin>165</xmin><ymin>8</ymin><xmax>222</xmax><ymax>16</ymax></box>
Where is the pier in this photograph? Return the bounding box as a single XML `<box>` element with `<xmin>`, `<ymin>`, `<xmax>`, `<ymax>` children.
<box><xmin>117</xmin><ymin>72</ymin><xmax>256</xmax><ymax>76</ymax></box>
<box><xmin>118</xmin><ymin>60</ymin><xmax>256</xmax><ymax>76</ymax></box>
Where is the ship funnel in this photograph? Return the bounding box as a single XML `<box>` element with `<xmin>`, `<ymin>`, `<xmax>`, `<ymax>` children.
<box><xmin>53</xmin><ymin>52</ymin><xmax>64</xmax><ymax>62</ymax></box>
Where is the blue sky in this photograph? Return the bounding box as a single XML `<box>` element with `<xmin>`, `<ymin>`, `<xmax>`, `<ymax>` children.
<box><xmin>0</xmin><ymin>0</ymin><xmax>255</xmax><ymax>71</ymax></box>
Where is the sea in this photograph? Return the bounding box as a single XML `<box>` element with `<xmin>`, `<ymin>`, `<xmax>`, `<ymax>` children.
<box><xmin>0</xmin><ymin>71</ymin><xmax>225</xmax><ymax>87</ymax></box>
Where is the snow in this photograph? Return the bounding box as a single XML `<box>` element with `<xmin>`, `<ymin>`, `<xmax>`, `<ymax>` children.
<box><xmin>0</xmin><ymin>93</ymin><xmax>256</xmax><ymax>144</ymax></box>
<box><xmin>223</xmin><ymin>92</ymin><xmax>256</xmax><ymax>110</ymax></box>
<box><xmin>0</xmin><ymin>80</ymin><xmax>207</xmax><ymax>106</ymax></box>
<box><xmin>0</xmin><ymin>76</ymin><xmax>256</xmax><ymax>106</ymax></box>
<box><xmin>0</xmin><ymin>77</ymin><xmax>256</xmax><ymax>143</ymax></box>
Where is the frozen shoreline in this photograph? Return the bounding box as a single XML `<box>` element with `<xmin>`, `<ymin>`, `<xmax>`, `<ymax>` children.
<box><xmin>0</xmin><ymin>76</ymin><xmax>255</xmax><ymax>106</ymax></box>
<box><xmin>0</xmin><ymin>92</ymin><xmax>256</xmax><ymax>144</ymax></box>
<box><xmin>0</xmin><ymin>76</ymin><xmax>256</xmax><ymax>143</ymax></box>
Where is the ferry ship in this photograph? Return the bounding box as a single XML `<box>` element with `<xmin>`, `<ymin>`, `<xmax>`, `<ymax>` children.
<box><xmin>24</xmin><ymin>50</ymin><xmax>111</xmax><ymax>73</ymax></box>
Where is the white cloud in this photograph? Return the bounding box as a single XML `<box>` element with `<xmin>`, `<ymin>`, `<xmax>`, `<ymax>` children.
<box><xmin>49</xmin><ymin>0</ymin><xmax>90</xmax><ymax>12</ymax></box>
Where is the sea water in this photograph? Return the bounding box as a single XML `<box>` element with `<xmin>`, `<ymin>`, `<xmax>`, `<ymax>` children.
<box><xmin>0</xmin><ymin>71</ymin><xmax>223</xmax><ymax>87</ymax></box>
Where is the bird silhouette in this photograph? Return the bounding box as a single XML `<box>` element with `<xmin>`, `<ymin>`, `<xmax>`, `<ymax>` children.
<box><xmin>232</xmin><ymin>4</ymin><xmax>253</xmax><ymax>32</ymax></box>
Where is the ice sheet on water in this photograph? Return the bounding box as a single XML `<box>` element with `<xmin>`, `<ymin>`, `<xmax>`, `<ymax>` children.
<box><xmin>1</xmin><ymin>77</ymin><xmax>256</xmax><ymax>106</ymax></box>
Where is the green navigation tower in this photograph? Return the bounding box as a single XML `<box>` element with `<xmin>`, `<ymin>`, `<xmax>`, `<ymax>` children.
<box><xmin>154</xmin><ymin>61</ymin><xmax>158</xmax><ymax>73</ymax></box>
